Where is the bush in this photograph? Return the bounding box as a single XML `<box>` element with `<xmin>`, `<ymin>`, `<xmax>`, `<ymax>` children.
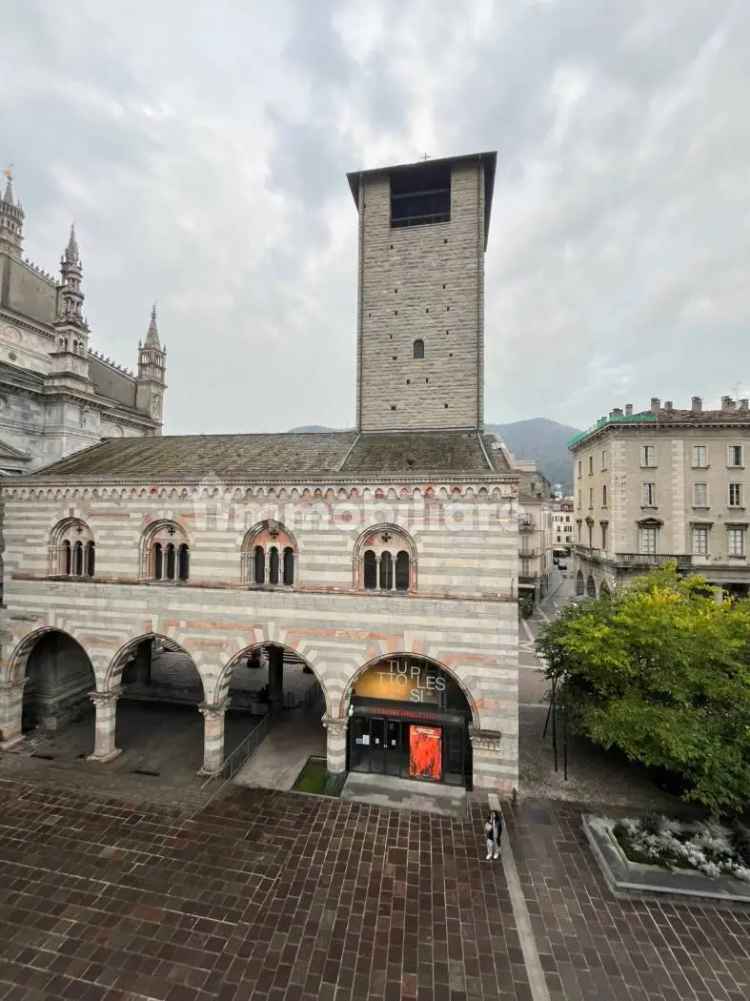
<box><xmin>731</xmin><ymin>820</ymin><xmax>750</xmax><ymax>866</ymax></box>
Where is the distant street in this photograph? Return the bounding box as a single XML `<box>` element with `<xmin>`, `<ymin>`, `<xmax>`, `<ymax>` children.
<box><xmin>518</xmin><ymin>564</ymin><xmax>573</xmax><ymax>705</ymax></box>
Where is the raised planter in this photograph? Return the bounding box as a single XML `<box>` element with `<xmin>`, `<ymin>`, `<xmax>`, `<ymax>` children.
<box><xmin>583</xmin><ymin>815</ymin><xmax>750</xmax><ymax>904</ymax></box>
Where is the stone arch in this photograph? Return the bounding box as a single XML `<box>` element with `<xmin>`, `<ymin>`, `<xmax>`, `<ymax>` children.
<box><xmin>6</xmin><ymin>626</ymin><xmax>98</xmax><ymax>688</ymax></box>
<box><xmin>575</xmin><ymin>570</ymin><xmax>585</xmax><ymax>596</ymax></box>
<box><xmin>213</xmin><ymin>639</ymin><xmax>330</xmax><ymax>714</ymax></box>
<box><xmin>586</xmin><ymin>574</ymin><xmax>597</xmax><ymax>598</ymax></box>
<box><xmin>7</xmin><ymin>627</ymin><xmax>98</xmax><ymax>736</ymax></box>
<box><xmin>352</xmin><ymin>522</ymin><xmax>417</xmax><ymax>591</ymax></box>
<box><xmin>104</xmin><ymin>632</ymin><xmax>204</xmax><ymax>698</ymax></box>
<box><xmin>339</xmin><ymin>651</ymin><xmax>480</xmax><ymax>728</ymax></box>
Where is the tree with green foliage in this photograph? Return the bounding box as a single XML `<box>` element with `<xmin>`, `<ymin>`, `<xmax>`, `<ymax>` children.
<box><xmin>537</xmin><ymin>565</ymin><xmax>750</xmax><ymax>815</ymax></box>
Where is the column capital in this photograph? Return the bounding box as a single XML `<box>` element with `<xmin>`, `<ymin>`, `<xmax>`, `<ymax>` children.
<box><xmin>322</xmin><ymin>715</ymin><xmax>347</xmax><ymax>738</ymax></box>
<box><xmin>469</xmin><ymin>727</ymin><xmax>502</xmax><ymax>752</ymax></box>
<box><xmin>89</xmin><ymin>687</ymin><xmax>122</xmax><ymax>706</ymax></box>
<box><xmin>199</xmin><ymin>698</ymin><xmax>230</xmax><ymax>721</ymax></box>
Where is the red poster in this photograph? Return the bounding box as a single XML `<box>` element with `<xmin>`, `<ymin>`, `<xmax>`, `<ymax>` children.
<box><xmin>409</xmin><ymin>725</ymin><xmax>442</xmax><ymax>781</ymax></box>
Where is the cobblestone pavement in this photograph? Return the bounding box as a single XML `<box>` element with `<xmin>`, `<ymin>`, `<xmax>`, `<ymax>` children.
<box><xmin>505</xmin><ymin>801</ymin><xmax>750</xmax><ymax>1001</ymax></box>
<box><xmin>0</xmin><ymin>777</ymin><xmax>525</xmax><ymax>1001</ymax></box>
<box><xmin>0</xmin><ymin>775</ymin><xmax>748</xmax><ymax>1001</ymax></box>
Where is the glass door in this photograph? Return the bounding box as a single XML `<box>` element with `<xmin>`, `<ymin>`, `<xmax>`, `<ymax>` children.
<box><xmin>369</xmin><ymin>717</ymin><xmax>386</xmax><ymax>773</ymax></box>
<box><xmin>385</xmin><ymin>720</ymin><xmax>404</xmax><ymax>776</ymax></box>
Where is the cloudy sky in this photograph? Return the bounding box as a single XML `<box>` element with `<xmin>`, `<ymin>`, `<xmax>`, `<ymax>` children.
<box><xmin>4</xmin><ymin>1</ymin><xmax>749</xmax><ymax>434</ymax></box>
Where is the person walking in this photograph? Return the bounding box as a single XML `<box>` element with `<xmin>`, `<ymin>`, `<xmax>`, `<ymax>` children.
<box><xmin>484</xmin><ymin>809</ymin><xmax>503</xmax><ymax>860</ymax></box>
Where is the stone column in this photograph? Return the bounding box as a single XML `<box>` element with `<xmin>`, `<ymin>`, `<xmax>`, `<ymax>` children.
<box><xmin>0</xmin><ymin>679</ymin><xmax>26</xmax><ymax>749</ymax></box>
<box><xmin>198</xmin><ymin>699</ymin><xmax>229</xmax><ymax>776</ymax></box>
<box><xmin>268</xmin><ymin>646</ymin><xmax>284</xmax><ymax>716</ymax></box>
<box><xmin>87</xmin><ymin>689</ymin><xmax>122</xmax><ymax>763</ymax></box>
<box><xmin>322</xmin><ymin>715</ymin><xmax>348</xmax><ymax>774</ymax></box>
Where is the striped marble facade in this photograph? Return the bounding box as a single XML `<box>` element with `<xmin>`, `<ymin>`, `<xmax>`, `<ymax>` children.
<box><xmin>0</xmin><ymin>477</ymin><xmax>520</xmax><ymax>793</ymax></box>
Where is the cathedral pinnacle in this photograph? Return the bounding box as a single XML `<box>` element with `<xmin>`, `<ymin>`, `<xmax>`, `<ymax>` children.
<box><xmin>144</xmin><ymin>303</ymin><xmax>161</xmax><ymax>349</ymax></box>
<box><xmin>65</xmin><ymin>223</ymin><xmax>80</xmax><ymax>263</ymax></box>
<box><xmin>2</xmin><ymin>166</ymin><xmax>14</xmax><ymax>206</ymax></box>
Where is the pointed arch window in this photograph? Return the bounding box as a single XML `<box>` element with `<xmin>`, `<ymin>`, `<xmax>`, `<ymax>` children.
<box><xmin>243</xmin><ymin>521</ymin><xmax>298</xmax><ymax>588</ymax></box>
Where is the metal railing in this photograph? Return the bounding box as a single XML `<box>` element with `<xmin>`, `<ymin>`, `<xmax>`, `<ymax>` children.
<box><xmin>199</xmin><ymin>713</ymin><xmax>271</xmax><ymax>799</ymax></box>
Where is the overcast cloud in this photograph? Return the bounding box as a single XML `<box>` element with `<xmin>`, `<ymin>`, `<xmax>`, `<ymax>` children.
<box><xmin>3</xmin><ymin>0</ymin><xmax>749</xmax><ymax>433</ymax></box>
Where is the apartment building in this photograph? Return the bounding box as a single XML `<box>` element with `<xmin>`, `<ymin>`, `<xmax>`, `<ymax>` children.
<box><xmin>551</xmin><ymin>499</ymin><xmax>574</xmax><ymax>552</ymax></box>
<box><xmin>515</xmin><ymin>461</ymin><xmax>554</xmax><ymax>604</ymax></box>
<box><xmin>570</xmin><ymin>395</ymin><xmax>750</xmax><ymax>598</ymax></box>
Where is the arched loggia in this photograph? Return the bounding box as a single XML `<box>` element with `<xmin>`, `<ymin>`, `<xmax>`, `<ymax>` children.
<box><xmin>4</xmin><ymin>627</ymin><xmax>98</xmax><ymax>757</ymax></box>
<box><xmin>213</xmin><ymin>642</ymin><xmax>330</xmax><ymax>782</ymax></box>
<box><xmin>103</xmin><ymin>633</ymin><xmax>212</xmax><ymax>775</ymax></box>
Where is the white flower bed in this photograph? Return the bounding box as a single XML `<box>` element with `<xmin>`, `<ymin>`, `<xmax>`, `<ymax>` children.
<box><xmin>610</xmin><ymin>815</ymin><xmax>750</xmax><ymax>883</ymax></box>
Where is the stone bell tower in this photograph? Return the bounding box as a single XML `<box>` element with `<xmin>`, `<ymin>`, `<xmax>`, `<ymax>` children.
<box><xmin>347</xmin><ymin>152</ymin><xmax>496</xmax><ymax>433</ymax></box>
<box><xmin>0</xmin><ymin>169</ymin><xmax>24</xmax><ymax>258</ymax></box>
<box><xmin>136</xmin><ymin>305</ymin><xmax>167</xmax><ymax>428</ymax></box>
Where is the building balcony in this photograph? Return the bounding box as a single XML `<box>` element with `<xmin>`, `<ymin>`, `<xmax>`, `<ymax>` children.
<box><xmin>519</xmin><ymin>517</ymin><xmax>535</xmax><ymax>533</ymax></box>
<box><xmin>574</xmin><ymin>545</ymin><xmax>692</xmax><ymax>571</ymax></box>
<box><xmin>573</xmin><ymin>544</ymin><xmax>604</xmax><ymax>563</ymax></box>
<box><xmin>613</xmin><ymin>553</ymin><xmax>693</xmax><ymax>570</ymax></box>
<box><xmin>519</xmin><ymin>548</ymin><xmax>539</xmax><ymax>559</ymax></box>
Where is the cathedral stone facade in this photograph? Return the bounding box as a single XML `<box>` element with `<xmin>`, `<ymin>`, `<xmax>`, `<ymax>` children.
<box><xmin>0</xmin><ymin>171</ymin><xmax>165</xmax><ymax>476</ymax></box>
<box><xmin>0</xmin><ymin>152</ymin><xmax>521</xmax><ymax>795</ymax></box>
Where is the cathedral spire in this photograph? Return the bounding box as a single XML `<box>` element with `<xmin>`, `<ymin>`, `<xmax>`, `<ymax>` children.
<box><xmin>137</xmin><ymin>304</ymin><xmax>166</xmax><ymax>426</ymax></box>
<box><xmin>144</xmin><ymin>303</ymin><xmax>161</xmax><ymax>349</ymax></box>
<box><xmin>2</xmin><ymin>171</ymin><xmax>14</xmax><ymax>206</ymax></box>
<box><xmin>0</xmin><ymin>166</ymin><xmax>24</xmax><ymax>258</ymax></box>
<box><xmin>58</xmin><ymin>222</ymin><xmax>86</xmax><ymax>330</ymax></box>
<box><xmin>65</xmin><ymin>223</ymin><xmax>79</xmax><ymax>263</ymax></box>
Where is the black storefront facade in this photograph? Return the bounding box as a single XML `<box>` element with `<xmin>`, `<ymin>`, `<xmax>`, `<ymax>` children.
<box><xmin>346</xmin><ymin>655</ymin><xmax>473</xmax><ymax>788</ymax></box>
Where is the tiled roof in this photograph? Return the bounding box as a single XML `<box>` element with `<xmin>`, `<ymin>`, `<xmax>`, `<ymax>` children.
<box><xmin>21</xmin><ymin>430</ymin><xmax>511</xmax><ymax>482</ymax></box>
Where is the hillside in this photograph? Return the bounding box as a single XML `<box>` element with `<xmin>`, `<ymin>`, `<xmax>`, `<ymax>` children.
<box><xmin>289</xmin><ymin>418</ymin><xmax>579</xmax><ymax>490</ymax></box>
<box><xmin>488</xmin><ymin>418</ymin><xmax>579</xmax><ymax>490</ymax></box>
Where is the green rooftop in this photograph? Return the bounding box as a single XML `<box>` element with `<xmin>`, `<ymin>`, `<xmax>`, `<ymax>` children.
<box><xmin>567</xmin><ymin>412</ymin><xmax>657</xmax><ymax>449</ymax></box>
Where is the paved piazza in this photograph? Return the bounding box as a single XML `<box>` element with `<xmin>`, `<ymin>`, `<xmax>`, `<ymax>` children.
<box><xmin>0</xmin><ymin>778</ymin><xmax>748</xmax><ymax>1001</ymax></box>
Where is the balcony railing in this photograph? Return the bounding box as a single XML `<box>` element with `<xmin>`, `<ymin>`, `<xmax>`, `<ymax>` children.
<box><xmin>519</xmin><ymin>517</ymin><xmax>535</xmax><ymax>532</ymax></box>
<box><xmin>614</xmin><ymin>553</ymin><xmax>692</xmax><ymax>569</ymax></box>
<box><xmin>573</xmin><ymin>546</ymin><xmax>693</xmax><ymax>570</ymax></box>
<box><xmin>573</xmin><ymin>544</ymin><xmax>603</xmax><ymax>563</ymax></box>
<box><xmin>519</xmin><ymin>549</ymin><xmax>539</xmax><ymax>559</ymax></box>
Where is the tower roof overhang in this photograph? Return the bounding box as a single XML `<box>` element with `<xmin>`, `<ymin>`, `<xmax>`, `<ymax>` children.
<box><xmin>346</xmin><ymin>151</ymin><xmax>497</xmax><ymax>250</ymax></box>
